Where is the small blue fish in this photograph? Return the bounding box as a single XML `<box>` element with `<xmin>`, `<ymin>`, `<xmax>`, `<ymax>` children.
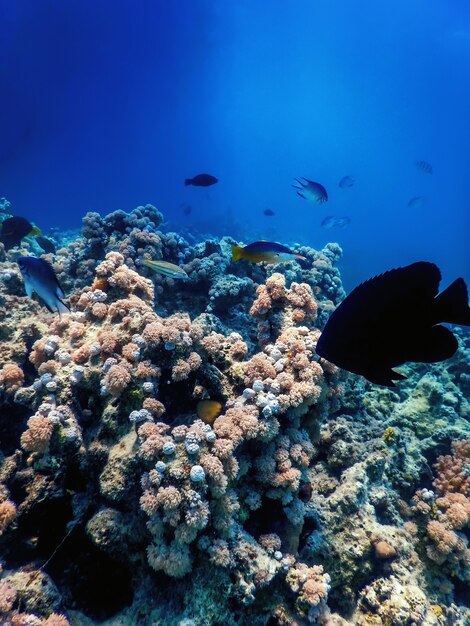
<box><xmin>321</xmin><ymin>215</ymin><xmax>351</xmax><ymax>229</ymax></box>
<box><xmin>292</xmin><ymin>178</ymin><xmax>328</xmax><ymax>204</ymax></box>
<box><xmin>18</xmin><ymin>256</ymin><xmax>69</xmax><ymax>316</ymax></box>
<box><xmin>408</xmin><ymin>196</ymin><xmax>424</xmax><ymax>209</ymax></box>
<box><xmin>416</xmin><ymin>160</ymin><xmax>433</xmax><ymax>174</ymax></box>
<box><xmin>338</xmin><ymin>176</ymin><xmax>354</xmax><ymax>188</ymax></box>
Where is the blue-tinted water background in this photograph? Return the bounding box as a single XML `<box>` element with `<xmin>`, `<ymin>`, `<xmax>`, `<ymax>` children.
<box><xmin>1</xmin><ymin>0</ymin><xmax>469</xmax><ymax>291</ymax></box>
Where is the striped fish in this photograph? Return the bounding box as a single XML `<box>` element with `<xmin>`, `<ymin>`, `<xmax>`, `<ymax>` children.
<box><xmin>142</xmin><ymin>258</ymin><xmax>188</xmax><ymax>279</ymax></box>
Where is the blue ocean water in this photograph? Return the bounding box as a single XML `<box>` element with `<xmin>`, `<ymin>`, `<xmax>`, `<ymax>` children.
<box><xmin>0</xmin><ymin>0</ymin><xmax>469</xmax><ymax>289</ymax></box>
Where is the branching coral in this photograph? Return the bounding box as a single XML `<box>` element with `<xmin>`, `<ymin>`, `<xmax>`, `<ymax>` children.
<box><xmin>1</xmin><ymin>198</ymin><xmax>468</xmax><ymax>626</ymax></box>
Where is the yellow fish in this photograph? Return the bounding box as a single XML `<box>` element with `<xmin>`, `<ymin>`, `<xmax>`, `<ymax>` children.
<box><xmin>197</xmin><ymin>400</ymin><xmax>223</xmax><ymax>424</ymax></box>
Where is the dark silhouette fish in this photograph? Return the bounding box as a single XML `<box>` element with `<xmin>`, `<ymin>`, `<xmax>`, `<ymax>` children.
<box><xmin>0</xmin><ymin>216</ymin><xmax>41</xmax><ymax>250</ymax></box>
<box><xmin>416</xmin><ymin>160</ymin><xmax>433</xmax><ymax>174</ymax></box>
<box><xmin>263</xmin><ymin>209</ymin><xmax>275</xmax><ymax>216</ymax></box>
<box><xmin>338</xmin><ymin>176</ymin><xmax>354</xmax><ymax>188</ymax></box>
<box><xmin>36</xmin><ymin>236</ymin><xmax>56</xmax><ymax>254</ymax></box>
<box><xmin>316</xmin><ymin>262</ymin><xmax>470</xmax><ymax>386</ymax></box>
<box><xmin>185</xmin><ymin>173</ymin><xmax>218</xmax><ymax>187</ymax></box>
<box><xmin>292</xmin><ymin>178</ymin><xmax>328</xmax><ymax>204</ymax></box>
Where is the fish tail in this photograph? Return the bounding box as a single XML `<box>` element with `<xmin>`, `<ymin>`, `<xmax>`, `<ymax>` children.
<box><xmin>57</xmin><ymin>299</ymin><xmax>70</xmax><ymax>318</ymax></box>
<box><xmin>433</xmin><ymin>278</ymin><xmax>470</xmax><ymax>326</ymax></box>
<box><xmin>184</xmin><ymin>179</ymin><xmax>191</xmax><ymax>186</ymax></box>
<box><xmin>231</xmin><ymin>246</ymin><xmax>244</xmax><ymax>262</ymax></box>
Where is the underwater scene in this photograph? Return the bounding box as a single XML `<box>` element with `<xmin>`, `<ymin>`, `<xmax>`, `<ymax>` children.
<box><xmin>0</xmin><ymin>1</ymin><xmax>469</xmax><ymax>625</ymax></box>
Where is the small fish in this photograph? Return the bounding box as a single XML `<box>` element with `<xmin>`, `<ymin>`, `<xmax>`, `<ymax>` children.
<box><xmin>338</xmin><ymin>176</ymin><xmax>354</xmax><ymax>188</ymax></box>
<box><xmin>35</xmin><ymin>236</ymin><xmax>56</xmax><ymax>254</ymax></box>
<box><xmin>321</xmin><ymin>216</ymin><xmax>350</xmax><ymax>229</ymax></box>
<box><xmin>416</xmin><ymin>160</ymin><xmax>433</xmax><ymax>174</ymax></box>
<box><xmin>263</xmin><ymin>209</ymin><xmax>275</xmax><ymax>216</ymax></box>
<box><xmin>185</xmin><ymin>173</ymin><xmax>218</xmax><ymax>187</ymax></box>
<box><xmin>292</xmin><ymin>178</ymin><xmax>328</xmax><ymax>204</ymax></box>
<box><xmin>407</xmin><ymin>196</ymin><xmax>424</xmax><ymax>209</ymax></box>
<box><xmin>316</xmin><ymin>262</ymin><xmax>470</xmax><ymax>386</ymax></box>
<box><xmin>232</xmin><ymin>241</ymin><xmax>305</xmax><ymax>264</ymax></box>
<box><xmin>182</xmin><ymin>204</ymin><xmax>192</xmax><ymax>216</ymax></box>
<box><xmin>142</xmin><ymin>258</ymin><xmax>188</xmax><ymax>280</ymax></box>
<box><xmin>0</xmin><ymin>216</ymin><xmax>42</xmax><ymax>251</ymax></box>
<box><xmin>197</xmin><ymin>400</ymin><xmax>223</xmax><ymax>425</ymax></box>
<box><xmin>17</xmin><ymin>256</ymin><xmax>69</xmax><ymax>316</ymax></box>
<box><xmin>298</xmin><ymin>482</ymin><xmax>313</xmax><ymax>502</ymax></box>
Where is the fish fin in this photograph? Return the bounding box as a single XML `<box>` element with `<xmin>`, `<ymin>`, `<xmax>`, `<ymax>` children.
<box><xmin>364</xmin><ymin>368</ymin><xmax>407</xmax><ymax>387</ymax></box>
<box><xmin>296</xmin><ymin>192</ymin><xmax>305</xmax><ymax>199</ymax></box>
<box><xmin>23</xmin><ymin>280</ymin><xmax>34</xmax><ymax>299</ymax></box>
<box><xmin>55</xmin><ymin>298</ymin><xmax>70</xmax><ymax>318</ymax></box>
<box><xmin>291</xmin><ymin>184</ymin><xmax>302</xmax><ymax>190</ymax></box>
<box><xmin>294</xmin><ymin>254</ymin><xmax>306</xmax><ymax>261</ymax></box>
<box><xmin>433</xmin><ymin>278</ymin><xmax>470</xmax><ymax>326</ymax></box>
<box><xmin>295</xmin><ymin>178</ymin><xmax>306</xmax><ymax>187</ymax></box>
<box><xmin>184</xmin><ymin>179</ymin><xmax>192</xmax><ymax>186</ymax></box>
<box><xmin>29</xmin><ymin>226</ymin><xmax>43</xmax><ymax>237</ymax></box>
<box><xmin>344</xmin><ymin>262</ymin><xmax>441</xmax><ymax>321</ymax></box>
<box><xmin>406</xmin><ymin>326</ymin><xmax>458</xmax><ymax>363</ymax></box>
<box><xmin>231</xmin><ymin>246</ymin><xmax>243</xmax><ymax>262</ymax></box>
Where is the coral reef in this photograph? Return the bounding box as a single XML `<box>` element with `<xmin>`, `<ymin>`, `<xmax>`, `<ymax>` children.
<box><xmin>0</xmin><ymin>200</ymin><xmax>469</xmax><ymax>625</ymax></box>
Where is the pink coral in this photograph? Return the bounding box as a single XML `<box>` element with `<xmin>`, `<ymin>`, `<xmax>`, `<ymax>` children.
<box><xmin>434</xmin><ymin>439</ymin><xmax>470</xmax><ymax>496</ymax></box>
<box><xmin>42</xmin><ymin>615</ymin><xmax>71</xmax><ymax>626</ymax></box>
<box><xmin>103</xmin><ymin>363</ymin><xmax>132</xmax><ymax>396</ymax></box>
<box><xmin>0</xmin><ymin>363</ymin><xmax>24</xmax><ymax>393</ymax></box>
<box><xmin>0</xmin><ymin>498</ymin><xmax>17</xmax><ymax>534</ymax></box>
<box><xmin>142</xmin><ymin>398</ymin><xmax>166</xmax><ymax>417</ymax></box>
<box><xmin>20</xmin><ymin>415</ymin><xmax>55</xmax><ymax>453</ymax></box>
<box><xmin>91</xmin><ymin>301</ymin><xmax>108</xmax><ymax>319</ymax></box>
<box><xmin>0</xmin><ymin>580</ymin><xmax>17</xmax><ymax>614</ymax></box>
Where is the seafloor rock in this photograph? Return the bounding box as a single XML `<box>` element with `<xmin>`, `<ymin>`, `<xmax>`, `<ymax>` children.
<box><xmin>0</xmin><ymin>200</ymin><xmax>469</xmax><ymax>625</ymax></box>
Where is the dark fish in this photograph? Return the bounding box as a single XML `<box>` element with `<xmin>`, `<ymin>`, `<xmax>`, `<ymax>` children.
<box><xmin>17</xmin><ymin>256</ymin><xmax>69</xmax><ymax>316</ymax></box>
<box><xmin>339</xmin><ymin>176</ymin><xmax>354</xmax><ymax>188</ymax></box>
<box><xmin>263</xmin><ymin>209</ymin><xmax>275</xmax><ymax>216</ymax></box>
<box><xmin>232</xmin><ymin>241</ymin><xmax>305</xmax><ymax>264</ymax></box>
<box><xmin>0</xmin><ymin>216</ymin><xmax>41</xmax><ymax>251</ymax></box>
<box><xmin>185</xmin><ymin>173</ymin><xmax>218</xmax><ymax>187</ymax></box>
<box><xmin>298</xmin><ymin>482</ymin><xmax>313</xmax><ymax>502</ymax></box>
<box><xmin>316</xmin><ymin>262</ymin><xmax>470</xmax><ymax>386</ymax></box>
<box><xmin>292</xmin><ymin>178</ymin><xmax>328</xmax><ymax>204</ymax></box>
<box><xmin>36</xmin><ymin>236</ymin><xmax>56</xmax><ymax>254</ymax></box>
<box><xmin>321</xmin><ymin>216</ymin><xmax>350</xmax><ymax>229</ymax></box>
<box><xmin>408</xmin><ymin>196</ymin><xmax>424</xmax><ymax>209</ymax></box>
<box><xmin>416</xmin><ymin>160</ymin><xmax>433</xmax><ymax>174</ymax></box>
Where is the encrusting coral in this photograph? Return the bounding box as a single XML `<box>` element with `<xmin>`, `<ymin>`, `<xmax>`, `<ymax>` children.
<box><xmin>0</xmin><ymin>200</ymin><xmax>469</xmax><ymax>625</ymax></box>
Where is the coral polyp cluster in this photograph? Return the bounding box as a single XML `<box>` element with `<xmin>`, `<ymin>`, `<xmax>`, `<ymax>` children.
<box><xmin>0</xmin><ymin>201</ymin><xmax>469</xmax><ymax>625</ymax></box>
